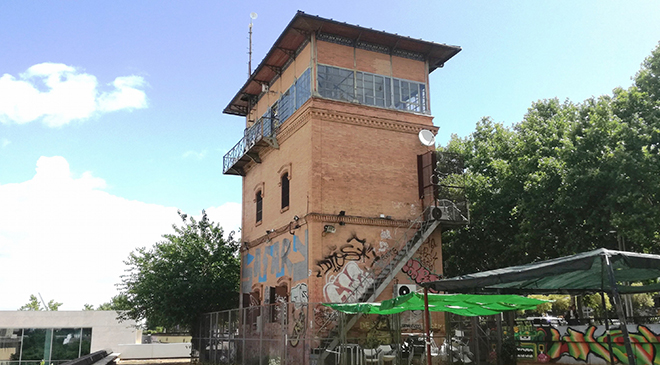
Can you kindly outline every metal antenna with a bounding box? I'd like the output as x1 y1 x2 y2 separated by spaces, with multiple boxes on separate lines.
248 12 258 77
38 292 49 311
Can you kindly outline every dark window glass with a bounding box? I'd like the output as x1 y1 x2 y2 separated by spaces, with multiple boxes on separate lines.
52 328 82 360
281 173 289 209
256 191 263 223
20 329 48 361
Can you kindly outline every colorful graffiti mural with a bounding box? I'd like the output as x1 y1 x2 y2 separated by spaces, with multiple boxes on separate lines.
401 258 441 291
323 261 374 302
323 261 374 303
241 230 308 292
516 324 660 364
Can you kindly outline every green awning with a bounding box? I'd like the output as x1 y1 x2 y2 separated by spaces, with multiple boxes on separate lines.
323 293 548 317
422 248 660 295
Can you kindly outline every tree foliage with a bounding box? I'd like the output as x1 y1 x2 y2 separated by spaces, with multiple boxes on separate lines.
19 294 62 311
97 294 131 311
118 211 240 332
442 43 660 276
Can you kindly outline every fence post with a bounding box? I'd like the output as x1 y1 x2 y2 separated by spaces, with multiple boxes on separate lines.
282 301 288 365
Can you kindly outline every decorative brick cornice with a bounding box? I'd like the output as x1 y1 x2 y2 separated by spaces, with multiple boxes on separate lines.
276 98 438 146
306 212 415 228
305 98 438 134
242 212 419 250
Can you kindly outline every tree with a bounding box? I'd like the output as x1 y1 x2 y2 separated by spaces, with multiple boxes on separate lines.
19 294 62 311
97 294 131 311
83 304 95 311
118 210 240 333
441 43 660 276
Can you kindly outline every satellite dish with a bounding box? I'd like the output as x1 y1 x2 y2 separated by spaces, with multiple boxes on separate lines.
250 12 258 20
418 129 435 146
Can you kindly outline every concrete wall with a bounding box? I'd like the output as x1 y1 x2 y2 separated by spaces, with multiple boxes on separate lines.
116 343 190 359
0 311 140 352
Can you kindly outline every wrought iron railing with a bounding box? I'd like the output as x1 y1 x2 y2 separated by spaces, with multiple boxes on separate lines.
223 116 278 174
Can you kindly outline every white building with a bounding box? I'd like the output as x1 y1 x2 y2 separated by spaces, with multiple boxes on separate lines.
0 311 140 365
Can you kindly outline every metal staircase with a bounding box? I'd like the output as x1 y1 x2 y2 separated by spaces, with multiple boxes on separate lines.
316 207 441 361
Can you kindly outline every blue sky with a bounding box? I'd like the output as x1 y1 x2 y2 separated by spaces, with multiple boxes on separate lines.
1 1 659 310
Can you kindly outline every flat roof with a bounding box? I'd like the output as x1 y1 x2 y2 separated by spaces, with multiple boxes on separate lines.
224 11 462 117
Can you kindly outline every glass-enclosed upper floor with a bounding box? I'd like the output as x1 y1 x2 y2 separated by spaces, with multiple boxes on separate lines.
222 12 461 175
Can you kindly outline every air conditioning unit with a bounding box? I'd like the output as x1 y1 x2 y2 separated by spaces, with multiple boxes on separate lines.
396 284 417 297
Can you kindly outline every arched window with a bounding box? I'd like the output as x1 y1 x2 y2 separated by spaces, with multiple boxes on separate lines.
256 190 263 223
281 172 290 210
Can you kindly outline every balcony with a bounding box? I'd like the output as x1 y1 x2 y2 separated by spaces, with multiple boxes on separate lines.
223 117 279 176
419 150 469 225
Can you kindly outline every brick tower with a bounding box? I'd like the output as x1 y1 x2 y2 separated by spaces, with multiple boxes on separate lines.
222 11 465 347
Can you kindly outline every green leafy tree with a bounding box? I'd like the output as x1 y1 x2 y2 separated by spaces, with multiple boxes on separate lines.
442 42 660 276
97 294 131 311
19 295 62 311
83 304 94 311
118 210 240 334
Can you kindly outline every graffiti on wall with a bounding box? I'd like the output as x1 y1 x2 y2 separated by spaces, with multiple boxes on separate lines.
516 324 660 365
289 307 306 347
290 283 308 308
241 230 308 292
416 237 438 269
323 261 374 302
401 258 441 291
314 234 378 278
378 230 392 253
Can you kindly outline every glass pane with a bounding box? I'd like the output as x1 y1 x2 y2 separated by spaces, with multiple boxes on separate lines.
375 76 385 107
20 329 48 361
80 329 91 356
0 329 22 362
295 68 311 109
420 84 427 112
401 81 410 103
51 329 81 361
317 65 354 101
364 74 374 105
278 87 294 124
385 77 392 107
355 72 364 103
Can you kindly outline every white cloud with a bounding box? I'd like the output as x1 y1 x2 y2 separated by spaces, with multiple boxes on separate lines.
0 63 147 127
0 156 241 310
202 202 242 239
182 149 207 159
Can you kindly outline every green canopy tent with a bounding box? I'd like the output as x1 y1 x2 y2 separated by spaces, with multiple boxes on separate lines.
422 248 660 365
323 292 548 316
324 293 548 365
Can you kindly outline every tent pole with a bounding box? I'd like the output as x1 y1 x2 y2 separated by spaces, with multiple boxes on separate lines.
496 314 503 365
603 254 636 365
600 292 615 365
424 287 432 365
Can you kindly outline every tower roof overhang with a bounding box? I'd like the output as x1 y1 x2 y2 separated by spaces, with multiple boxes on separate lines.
224 11 462 117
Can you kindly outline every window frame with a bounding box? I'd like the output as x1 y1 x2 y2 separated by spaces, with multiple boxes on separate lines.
255 190 263 224
280 172 290 210
317 64 428 114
